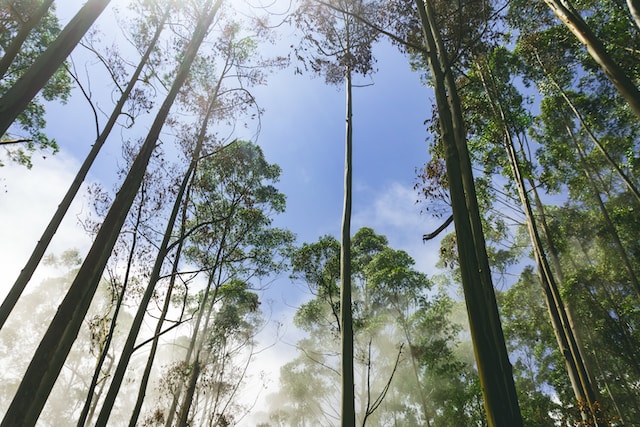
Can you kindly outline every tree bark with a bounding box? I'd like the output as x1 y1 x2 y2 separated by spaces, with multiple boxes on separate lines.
0 0 170 333
0 0 55 79
627 0 640 31
340 61 356 427
127 80 222 427
0 1 218 425
0 0 111 137
543 0 640 118
414 1 523 425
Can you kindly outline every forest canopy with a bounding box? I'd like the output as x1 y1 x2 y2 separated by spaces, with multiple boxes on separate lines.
1 0 640 426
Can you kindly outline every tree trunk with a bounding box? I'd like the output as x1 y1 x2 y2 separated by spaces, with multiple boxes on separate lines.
0 0 170 333
414 1 523 425
565 121 640 297
627 0 640 31
340 61 356 427
0 0 111 137
477 61 605 425
0 1 218 425
127 81 221 427
543 0 640 118
0 0 55 79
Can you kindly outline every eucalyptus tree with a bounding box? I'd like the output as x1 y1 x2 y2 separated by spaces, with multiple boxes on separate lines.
155 140 293 426
460 44 608 425
540 0 640 118
0 1 222 425
0 0 71 166
0 0 174 333
292 1 380 423
407 2 523 424
268 228 479 426
0 0 55 78
0 0 111 138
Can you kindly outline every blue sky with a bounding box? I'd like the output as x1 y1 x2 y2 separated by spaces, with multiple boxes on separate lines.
0 1 447 421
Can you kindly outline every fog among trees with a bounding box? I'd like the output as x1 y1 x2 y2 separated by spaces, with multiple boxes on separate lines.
2 0 640 426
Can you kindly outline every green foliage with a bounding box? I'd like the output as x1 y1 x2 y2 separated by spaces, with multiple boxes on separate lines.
0 0 72 167
267 227 484 425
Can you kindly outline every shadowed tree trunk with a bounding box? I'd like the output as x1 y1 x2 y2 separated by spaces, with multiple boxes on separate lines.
340 56 356 427
127 79 222 427
0 0 111 137
0 0 171 332
543 0 640 118
0 0 55 79
414 1 523 425
0 1 219 425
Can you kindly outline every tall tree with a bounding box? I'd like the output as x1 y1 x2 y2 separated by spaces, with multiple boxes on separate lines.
0 0 111 137
0 0 173 332
410 1 523 424
292 1 379 423
0 0 222 424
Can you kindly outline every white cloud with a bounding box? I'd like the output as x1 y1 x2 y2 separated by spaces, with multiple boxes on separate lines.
353 182 446 275
0 153 92 300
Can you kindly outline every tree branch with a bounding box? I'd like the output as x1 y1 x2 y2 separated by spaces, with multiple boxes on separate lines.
422 214 453 241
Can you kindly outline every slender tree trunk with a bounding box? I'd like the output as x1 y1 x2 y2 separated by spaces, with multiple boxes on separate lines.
565 121 640 297
533 51 640 204
76 184 146 427
414 2 523 425
627 0 640 30
0 2 218 425
127 83 221 427
0 0 111 137
340 60 356 427
0 0 55 79
477 62 605 425
0 2 170 331
177 358 201 427
543 0 640 118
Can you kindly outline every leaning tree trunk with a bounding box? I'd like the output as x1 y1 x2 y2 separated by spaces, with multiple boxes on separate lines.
0 0 111 137
0 0 171 332
477 61 605 425
627 0 640 31
543 0 640 118
0 1 218 425
415 1 523 425
565 120 640 298
0 0 55 79
127 83 222 427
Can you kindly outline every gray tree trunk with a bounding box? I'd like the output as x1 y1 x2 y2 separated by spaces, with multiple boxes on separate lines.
0 0 111 136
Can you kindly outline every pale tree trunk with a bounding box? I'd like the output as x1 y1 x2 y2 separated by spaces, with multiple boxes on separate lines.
0 1 217 424
0 0 55 79
167 215 234 427
0 1 171 331
477 62 605 425
0 0 111 136
415 1 523 425
543 0 640 118
627 0 640 31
